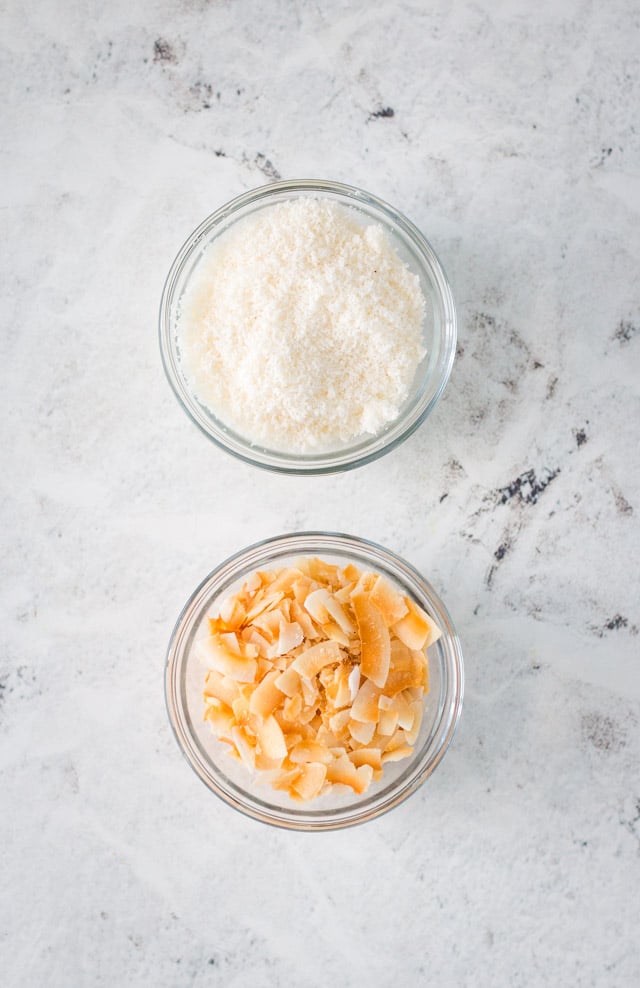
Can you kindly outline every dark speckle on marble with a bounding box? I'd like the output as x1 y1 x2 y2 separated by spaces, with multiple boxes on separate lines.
590 614 636 638
613 319 638 344
496 467 560 507
592 146 614 167
153 39 176 64
189 80 213 110
546 375 558 399
471 311 496 331
242 151 282 182
613 488 633 515
622 799 640 842
582 712 626 752
368 105 395 120
574 427 588 447
494 541 510 560
253 153 281 181
604 614 628 632
486 534 513 587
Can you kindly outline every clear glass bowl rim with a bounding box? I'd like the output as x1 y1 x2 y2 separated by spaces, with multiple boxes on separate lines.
159 179 457 475
164 532 464 831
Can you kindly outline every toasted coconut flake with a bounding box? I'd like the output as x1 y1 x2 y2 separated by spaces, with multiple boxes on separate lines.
326 755 373 794
381 745 414 764
348 747 382 770
196 636 257 683
219 631 240 655
244 572 262 594
351 678 381 723
334 584 354 604
252 609 282 642
348 719 376 745
267 567 305 594
298 705 318 725
316 726 340 748
203 701 235 738
218 595 246 631
404 701 424 745
326 754 362 792
291 640 342 679
300 676 319 708
392 598 441 651
289 741 333 765
411 650 430 690
348 664 361 702
291 576 314 605
270 767 302 791
328 709 351 735
290 600 321 640
306 557 341 587
256 657 274 681
322 593 356 636
355 764 374 791
303 587 332 624
245 591 285 623
274 667 301 698
392 691 416 730
245 628 272 657
275 618 304 656
384 728 409 752
378 708 399 736
349 570 376 597
291 762 327 800
369 575 409 626
351 593 390 689
384 640 424 694
341 563 361 583
332 667 353 710
231 725 256 771
248 669 284 718
322 620 350 646
231 695 250 723
257 715 287 761
283 730 304 749
255 751 286 771
204 669 239 708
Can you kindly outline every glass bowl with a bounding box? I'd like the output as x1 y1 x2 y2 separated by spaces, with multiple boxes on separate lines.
159 179 456 474
165 533 464 831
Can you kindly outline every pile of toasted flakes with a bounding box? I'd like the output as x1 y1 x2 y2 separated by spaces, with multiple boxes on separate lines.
199 556 442 801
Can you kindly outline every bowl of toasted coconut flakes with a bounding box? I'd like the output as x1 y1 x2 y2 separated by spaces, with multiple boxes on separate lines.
165 532 464 830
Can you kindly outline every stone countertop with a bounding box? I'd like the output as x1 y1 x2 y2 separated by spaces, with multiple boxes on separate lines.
1 1 639 985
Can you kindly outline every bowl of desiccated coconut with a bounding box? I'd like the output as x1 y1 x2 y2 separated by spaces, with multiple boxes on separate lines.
165 532 464 830
159 180 456 474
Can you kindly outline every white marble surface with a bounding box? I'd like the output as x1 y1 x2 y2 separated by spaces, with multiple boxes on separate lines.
2 1 639 985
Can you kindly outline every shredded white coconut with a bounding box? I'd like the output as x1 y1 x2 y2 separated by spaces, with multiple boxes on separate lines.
177 197 426 452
